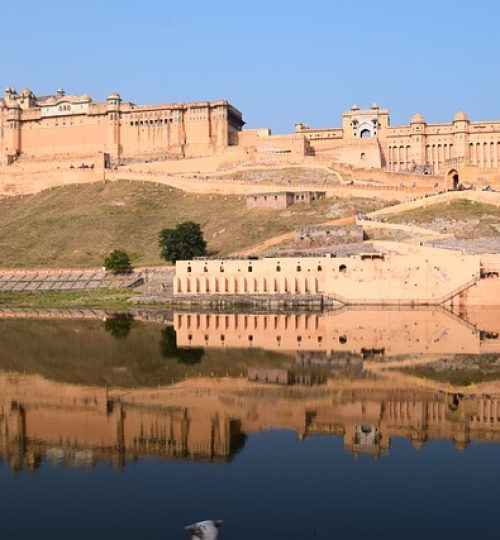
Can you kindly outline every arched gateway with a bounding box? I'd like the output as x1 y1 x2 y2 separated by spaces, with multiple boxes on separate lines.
447 169 460 190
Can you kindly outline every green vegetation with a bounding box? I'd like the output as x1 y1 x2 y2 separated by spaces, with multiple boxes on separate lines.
0 289 136 309
104 313 134 339
160 325 204 364
0 318 294 387
104 248 132 273
159 221 207 263
0 180 388 268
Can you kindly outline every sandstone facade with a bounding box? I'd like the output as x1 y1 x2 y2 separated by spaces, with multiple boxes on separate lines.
174 252 500 306
0 86 244 163
3 87 500 188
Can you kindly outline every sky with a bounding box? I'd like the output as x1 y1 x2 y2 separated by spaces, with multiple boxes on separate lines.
1 0 499 133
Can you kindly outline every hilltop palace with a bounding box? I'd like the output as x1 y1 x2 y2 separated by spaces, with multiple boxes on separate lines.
2 86 500 186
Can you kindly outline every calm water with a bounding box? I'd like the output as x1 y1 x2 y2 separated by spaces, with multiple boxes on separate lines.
0 307 499 539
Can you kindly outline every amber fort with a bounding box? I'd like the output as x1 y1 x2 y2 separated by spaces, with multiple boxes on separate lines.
2 86 500 187
1 86 500 308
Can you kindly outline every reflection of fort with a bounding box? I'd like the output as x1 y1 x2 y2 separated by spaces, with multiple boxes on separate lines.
174 307 500 357
2 371 500 472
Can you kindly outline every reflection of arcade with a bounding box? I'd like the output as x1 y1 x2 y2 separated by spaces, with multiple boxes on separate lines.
174 307 500 357
2 372 500 471
0 375 245 472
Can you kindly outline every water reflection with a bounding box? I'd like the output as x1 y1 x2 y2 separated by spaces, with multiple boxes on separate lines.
0 306 499 474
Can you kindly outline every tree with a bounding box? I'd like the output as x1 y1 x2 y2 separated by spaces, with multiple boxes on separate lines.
104 313 133 339
158 222 207 263
104 248 132 274
160 326 204 365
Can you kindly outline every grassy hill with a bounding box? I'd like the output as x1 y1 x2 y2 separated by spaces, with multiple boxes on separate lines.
0 179 386 268
385 199 500 238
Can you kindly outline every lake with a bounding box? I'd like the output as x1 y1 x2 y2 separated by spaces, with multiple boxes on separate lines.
0 306 499 539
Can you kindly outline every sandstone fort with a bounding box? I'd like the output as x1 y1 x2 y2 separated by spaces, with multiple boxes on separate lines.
2 86 500 188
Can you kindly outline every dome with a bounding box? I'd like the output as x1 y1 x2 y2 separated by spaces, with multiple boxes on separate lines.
454 110 469 122
4 85 14 94
351 104 359 111
410 112 426 124
21 88 32 97
107 92 120 100
371 102 380 110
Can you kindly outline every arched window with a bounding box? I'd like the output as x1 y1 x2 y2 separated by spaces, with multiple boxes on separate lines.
339 264 347 273
276 265 281 272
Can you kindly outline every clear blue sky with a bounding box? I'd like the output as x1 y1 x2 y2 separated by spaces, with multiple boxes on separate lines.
2 0 499 132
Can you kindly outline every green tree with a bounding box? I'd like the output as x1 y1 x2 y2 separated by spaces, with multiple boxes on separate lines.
158 222 207 263
104 313 133 339
160 326 204 365
104 248 132 274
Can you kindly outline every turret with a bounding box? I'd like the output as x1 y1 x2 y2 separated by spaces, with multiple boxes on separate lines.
452 111 469 160
106 92 121 158
410 113 427 164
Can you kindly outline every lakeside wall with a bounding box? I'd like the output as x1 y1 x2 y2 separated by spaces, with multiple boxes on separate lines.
174 252 500 306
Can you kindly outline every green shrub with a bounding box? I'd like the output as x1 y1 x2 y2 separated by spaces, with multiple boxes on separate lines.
104 248 132 274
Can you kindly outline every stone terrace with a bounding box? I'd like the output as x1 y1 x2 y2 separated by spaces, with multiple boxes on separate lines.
0 269 144 292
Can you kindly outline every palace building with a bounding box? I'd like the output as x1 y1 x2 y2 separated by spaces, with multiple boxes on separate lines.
2 86 500 187
295 103 500 182
0 86 244 162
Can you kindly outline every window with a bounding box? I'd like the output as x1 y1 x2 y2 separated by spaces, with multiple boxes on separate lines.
296 265 302 272
339 264 347 273
203 266 208 272
276 265 281 272
317 265 322 271
187 266 192 273
248 266 253 272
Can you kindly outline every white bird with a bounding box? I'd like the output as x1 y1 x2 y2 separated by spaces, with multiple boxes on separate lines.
183 519 224 540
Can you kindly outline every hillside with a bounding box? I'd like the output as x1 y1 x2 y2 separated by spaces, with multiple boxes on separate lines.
0 179 387 269
384 199 500 237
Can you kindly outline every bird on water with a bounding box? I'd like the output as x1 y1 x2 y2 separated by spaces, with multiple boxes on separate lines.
183 520 224 540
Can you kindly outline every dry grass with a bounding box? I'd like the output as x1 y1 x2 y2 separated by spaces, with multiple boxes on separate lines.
0 179 388 268
385 199 500 238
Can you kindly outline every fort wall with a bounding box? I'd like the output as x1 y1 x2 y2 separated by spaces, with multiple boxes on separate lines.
4 87 500 190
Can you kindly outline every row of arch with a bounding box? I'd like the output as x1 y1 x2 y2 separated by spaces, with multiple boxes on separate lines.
175 313 322 331
387 143 454 172
388 140 500 172
175 275 320 295
468 141 500 168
